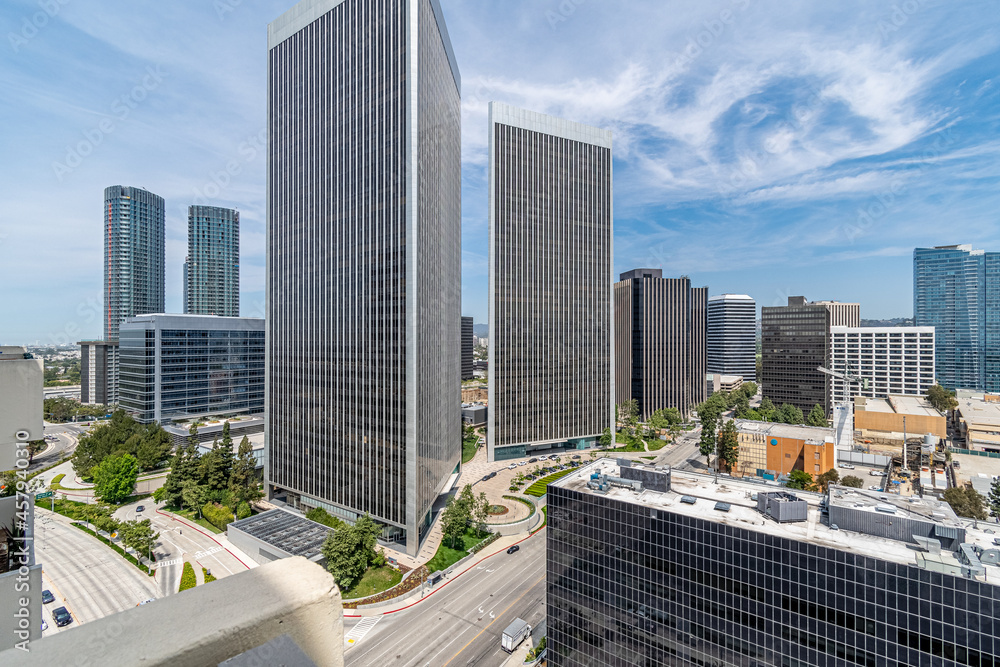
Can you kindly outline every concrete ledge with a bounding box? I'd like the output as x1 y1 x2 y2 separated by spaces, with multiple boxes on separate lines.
2 556 343 667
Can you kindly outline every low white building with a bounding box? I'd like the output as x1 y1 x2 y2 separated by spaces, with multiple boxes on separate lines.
828 327 935 407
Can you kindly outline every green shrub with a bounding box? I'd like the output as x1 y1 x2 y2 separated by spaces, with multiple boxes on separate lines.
179 562 197 591
202 502 235 531
236 501 252 520
202 567 216 583
305 506 347 530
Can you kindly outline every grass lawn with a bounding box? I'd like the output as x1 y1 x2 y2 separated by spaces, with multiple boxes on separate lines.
646 438 668 451
341 565 403 600
49 473 67 489
425 527 491 573
165 506 222 534
49 498 89 520
462 434 479 464
524 468 575 497
641 456 656 461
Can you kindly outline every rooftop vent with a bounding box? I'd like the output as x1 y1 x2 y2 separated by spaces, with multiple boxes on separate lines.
714 502 731 513
680 496 697 505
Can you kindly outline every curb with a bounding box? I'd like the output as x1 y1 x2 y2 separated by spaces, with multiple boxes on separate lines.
155 508 252 570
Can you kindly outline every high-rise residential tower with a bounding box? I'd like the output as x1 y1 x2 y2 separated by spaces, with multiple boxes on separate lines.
707 293 756 382
461 316 474 381
614 269 707 420
266 0 462 556
914 244 999 392
81 185 165 405
186 205 240 317
488 102 613 462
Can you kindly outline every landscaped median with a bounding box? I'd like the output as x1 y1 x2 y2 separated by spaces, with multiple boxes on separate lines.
524 468 576 497
71 522 155 576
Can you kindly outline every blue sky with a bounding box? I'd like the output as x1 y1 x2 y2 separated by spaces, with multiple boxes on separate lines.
1 0 998 343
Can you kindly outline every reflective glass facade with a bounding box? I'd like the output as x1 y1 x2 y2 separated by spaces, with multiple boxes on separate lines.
548 484 1000 667
267 0 461 555
187 205 240 317
119 314 264 424
707 294 757 382
914 245 999 392
488 102 613 462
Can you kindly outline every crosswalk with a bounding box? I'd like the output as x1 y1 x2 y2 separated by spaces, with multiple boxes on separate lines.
345 616 381 647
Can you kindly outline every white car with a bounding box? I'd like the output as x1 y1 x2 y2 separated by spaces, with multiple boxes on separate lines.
538 455 549 461
839 463 855 469
508 463 517 470
518 461 527 466
869 470 886 477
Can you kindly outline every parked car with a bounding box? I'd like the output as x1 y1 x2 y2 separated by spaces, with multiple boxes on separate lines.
40 620 47 632
135 505 145 513
839 463 855 469
868 486 883 491
528 458 538 463
508 464 517 470
953 460 961 469
518 461 526 466
52 607 73 627
506 545 520 555
571 455 581 460
137 599 155 606
41 590 54 604
488 472 497 479
481 475 490 482
538 455 549 461
869 470 886 477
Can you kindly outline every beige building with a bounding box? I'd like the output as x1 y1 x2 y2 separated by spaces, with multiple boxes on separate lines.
0 346 44 471
854 395 946 445
707 373 743 397
954 398 1000 453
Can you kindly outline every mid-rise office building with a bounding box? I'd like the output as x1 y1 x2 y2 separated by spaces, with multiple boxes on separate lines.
488 102 613 461
914 244 999 393
119 314 264 424
733 419 836 480
186 205 240 317
707 293 756 381
828 326 936 407
0 347 43 473
81 185 165 406
548 459 1000 666
761 297 860 416
78 340 118 406
266 0 462 556
614 269 706 420
461 316 474 381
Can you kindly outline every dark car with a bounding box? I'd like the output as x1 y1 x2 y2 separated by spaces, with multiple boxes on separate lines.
507 545 520 555
488 471 497 479
41 590 55 604
481 475 490 482
528 458 538 463
52 606 73 627
135 505 145 513
571 455 581 460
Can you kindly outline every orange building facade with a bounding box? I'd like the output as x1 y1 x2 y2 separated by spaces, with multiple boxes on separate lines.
733 421 836 480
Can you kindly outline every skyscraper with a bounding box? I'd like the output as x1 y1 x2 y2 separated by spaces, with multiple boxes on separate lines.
82 185 165 405
707 293 756 382
461 316 474 381
488 102 613 462
614 269 707 420
266 0 462 556
186 205 240 317
914 244 999 392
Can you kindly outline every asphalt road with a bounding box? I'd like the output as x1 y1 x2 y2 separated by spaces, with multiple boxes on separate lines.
345 530 547 667
34 509 158 634
27 422 83 472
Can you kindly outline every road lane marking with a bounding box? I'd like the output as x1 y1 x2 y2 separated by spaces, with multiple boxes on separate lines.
345 616 381 647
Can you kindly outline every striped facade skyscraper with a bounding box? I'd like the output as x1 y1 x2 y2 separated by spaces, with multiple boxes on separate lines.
488 102 613 462
266 0 462 556
186 205 240 317
707 293 756 382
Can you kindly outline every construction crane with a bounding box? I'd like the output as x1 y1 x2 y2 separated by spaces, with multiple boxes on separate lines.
817 364 868 456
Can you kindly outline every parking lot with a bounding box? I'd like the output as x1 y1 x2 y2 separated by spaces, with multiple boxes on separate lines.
835 462 894 492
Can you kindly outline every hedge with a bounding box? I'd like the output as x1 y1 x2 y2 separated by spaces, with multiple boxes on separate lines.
202 502 235 531
71 522 154 576
179 562 197 591
236 501 252 520
469 531 501 554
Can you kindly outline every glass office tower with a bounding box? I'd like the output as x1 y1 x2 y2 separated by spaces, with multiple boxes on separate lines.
707 293 757 382
461 316 474 380
488 102 614 462
267 0 462 556
187 205 240 317
914 245 998 392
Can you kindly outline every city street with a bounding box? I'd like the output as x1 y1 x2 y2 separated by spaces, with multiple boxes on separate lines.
345 529 546 667
34 509 158 634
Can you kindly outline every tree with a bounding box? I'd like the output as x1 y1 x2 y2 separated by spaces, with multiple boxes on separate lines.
218 422 236 483
181 479 207 517
841 475 864 488
815 469 840 492
440 496 468 549
618 400 639 433
90 504 120 535
716 419 739 472
759 397 777 421
474 491 490 536
160 429 203 508
92 453 138 505
229 435 262 505
72 410 172 477
741 381 758 398
321 528 367 592
734 394 751 419
943 486 988 520
26 440 45 464
786 469 815 491
598 428 613 449
121 518 159 562
989 477 1000 521
806 404 828 427
926 384 958 413
698 415 717 464
778 404 804 425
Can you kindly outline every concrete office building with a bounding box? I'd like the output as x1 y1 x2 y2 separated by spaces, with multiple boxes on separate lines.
267 0 462 556
828 326 936 407
762 297 860 416
0 346 43 651
614 269 706 420
461 316 474 380
707 293 756 382
488 102 613 461
548 459 1000 667
81 185 165 406
914 244 1000 393
119 314 264 424
954 396 1000 453
732 420 836 480
186 205 240 317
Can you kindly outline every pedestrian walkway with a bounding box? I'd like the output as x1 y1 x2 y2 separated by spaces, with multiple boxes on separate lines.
345 616 381 647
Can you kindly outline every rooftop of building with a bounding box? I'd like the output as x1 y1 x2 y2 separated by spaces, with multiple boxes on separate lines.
955 398 1000 426
733 419 834 443
163 416 265 435
122 313 264 329
857 395 943 418
830 325 934 334
708 293 754 302
228 509 332 561
0 346 31 360
555 460 1000 585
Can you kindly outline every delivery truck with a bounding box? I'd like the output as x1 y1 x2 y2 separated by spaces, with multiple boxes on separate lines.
501 618 531 653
